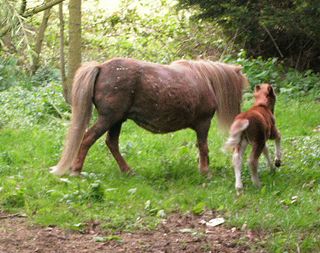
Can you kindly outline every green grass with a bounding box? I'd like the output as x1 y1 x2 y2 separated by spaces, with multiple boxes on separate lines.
0 95 319 252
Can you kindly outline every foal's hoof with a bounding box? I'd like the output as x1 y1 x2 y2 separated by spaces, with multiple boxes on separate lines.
275 159 281 167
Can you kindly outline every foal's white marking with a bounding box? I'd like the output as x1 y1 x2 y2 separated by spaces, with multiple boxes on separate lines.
49 166 68 176
232 140 248 194
263 145 274 171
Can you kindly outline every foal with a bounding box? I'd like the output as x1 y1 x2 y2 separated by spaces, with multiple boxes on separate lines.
225 84 282 194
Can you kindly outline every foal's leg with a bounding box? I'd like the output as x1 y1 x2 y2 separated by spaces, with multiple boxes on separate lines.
263 145 275 173
274 130 282 167
194 119 211 176
248 143 264 187
106 122 132 174
233 139 248 195
70 116 109 175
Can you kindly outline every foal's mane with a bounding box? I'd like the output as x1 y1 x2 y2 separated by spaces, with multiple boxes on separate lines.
171 59 248 129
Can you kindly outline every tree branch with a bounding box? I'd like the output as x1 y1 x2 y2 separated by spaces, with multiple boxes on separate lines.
23 0 65 17
19 0 27 15
261 23 284 58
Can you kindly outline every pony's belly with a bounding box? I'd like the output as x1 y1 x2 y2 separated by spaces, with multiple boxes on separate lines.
128 113 191 133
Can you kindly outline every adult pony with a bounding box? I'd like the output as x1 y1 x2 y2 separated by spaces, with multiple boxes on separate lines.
50 58 248 176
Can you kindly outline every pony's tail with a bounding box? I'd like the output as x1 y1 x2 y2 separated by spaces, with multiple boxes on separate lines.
224 119 249 151
212 64 248 130
50 62 100 176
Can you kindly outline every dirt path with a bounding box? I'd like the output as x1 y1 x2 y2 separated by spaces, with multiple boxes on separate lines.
0 211 266 253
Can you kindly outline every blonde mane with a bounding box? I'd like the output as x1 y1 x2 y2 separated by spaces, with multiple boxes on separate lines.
171 60 249 129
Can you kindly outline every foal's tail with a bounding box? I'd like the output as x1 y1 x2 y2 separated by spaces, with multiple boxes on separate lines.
211 63 248 130
224 119 249 151
50 62 100 176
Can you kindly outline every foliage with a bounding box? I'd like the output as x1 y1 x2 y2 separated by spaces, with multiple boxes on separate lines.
0 0 32 63
226 50 320 96
81 0 226 63
0 82 69 129
178 0 320 71
0 56 26 91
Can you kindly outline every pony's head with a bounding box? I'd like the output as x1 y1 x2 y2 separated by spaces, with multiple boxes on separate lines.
254 83 276 112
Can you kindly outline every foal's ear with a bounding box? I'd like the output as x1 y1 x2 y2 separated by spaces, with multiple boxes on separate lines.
268 85 276 97
255 85 261 91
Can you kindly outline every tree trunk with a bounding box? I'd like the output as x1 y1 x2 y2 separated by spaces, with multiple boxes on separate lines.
59 3 67 101
30 6 51 74
66 0 81 104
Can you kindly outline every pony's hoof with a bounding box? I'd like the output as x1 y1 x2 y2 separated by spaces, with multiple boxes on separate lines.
236 187 244 196
275 159 281 167
206 171 213 180
199 168 212 179
49 166 67 176
70 170 81 177
122 168 136 176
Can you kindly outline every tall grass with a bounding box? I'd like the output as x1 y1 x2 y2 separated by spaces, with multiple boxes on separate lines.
0 91 319 251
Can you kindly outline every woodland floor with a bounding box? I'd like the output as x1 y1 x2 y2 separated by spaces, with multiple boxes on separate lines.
0 211 266 253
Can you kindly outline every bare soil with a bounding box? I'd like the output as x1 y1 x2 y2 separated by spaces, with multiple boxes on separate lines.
0 211 266 253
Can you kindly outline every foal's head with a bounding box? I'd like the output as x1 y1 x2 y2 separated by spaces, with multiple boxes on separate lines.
254 83 276 112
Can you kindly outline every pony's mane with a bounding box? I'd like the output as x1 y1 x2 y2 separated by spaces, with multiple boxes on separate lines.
171 59 249 129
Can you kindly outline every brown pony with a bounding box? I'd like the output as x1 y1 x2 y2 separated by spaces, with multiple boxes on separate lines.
225 83 282 195
50 58 248 176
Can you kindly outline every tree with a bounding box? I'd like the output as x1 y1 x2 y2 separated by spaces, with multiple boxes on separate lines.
178 0 320 71
30 5 52 74
65 0 82 103
59 3 66 99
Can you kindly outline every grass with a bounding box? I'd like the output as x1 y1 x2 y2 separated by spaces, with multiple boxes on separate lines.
0 94 319 252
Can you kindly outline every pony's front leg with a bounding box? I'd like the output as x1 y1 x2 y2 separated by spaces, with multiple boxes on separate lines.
70 117 109 176
194 119 211 177
106 122 132 174
274 130 282 167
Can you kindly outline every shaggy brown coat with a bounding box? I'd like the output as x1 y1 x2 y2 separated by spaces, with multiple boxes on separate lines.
50 58 248 176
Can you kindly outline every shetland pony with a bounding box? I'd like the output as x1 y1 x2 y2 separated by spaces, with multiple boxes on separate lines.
50 58 248 176
225 84 282 194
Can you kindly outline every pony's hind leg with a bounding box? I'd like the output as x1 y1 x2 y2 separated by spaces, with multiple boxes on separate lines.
70 116 109 176
248 143 264 187
106 122 132 174
263 145 275 173
194 119 211 177
233 139 248 195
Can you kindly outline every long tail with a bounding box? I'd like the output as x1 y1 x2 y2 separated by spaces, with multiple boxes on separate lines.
224 119 249 151
211 63 248 130
50 62 100 176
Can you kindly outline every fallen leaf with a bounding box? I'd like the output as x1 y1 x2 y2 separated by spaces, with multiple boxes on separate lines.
206 217 225 228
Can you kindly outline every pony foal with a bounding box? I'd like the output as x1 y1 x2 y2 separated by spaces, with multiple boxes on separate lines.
225 84 282 194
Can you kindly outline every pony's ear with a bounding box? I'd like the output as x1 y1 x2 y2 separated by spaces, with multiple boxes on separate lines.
255 85 261 91
268 85 276 97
